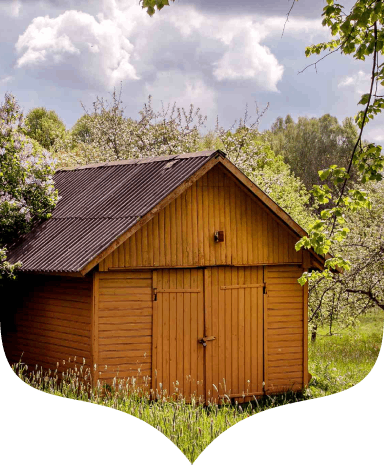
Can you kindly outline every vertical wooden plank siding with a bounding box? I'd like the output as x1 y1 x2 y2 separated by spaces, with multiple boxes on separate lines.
264 265 305 393
204 268 213 401
97 271 153 386
303 281 309 386
206 267 264 402
92 272 99 387
152 270 158 390
152 269 205 401
99 165 303 270
2 275 93 376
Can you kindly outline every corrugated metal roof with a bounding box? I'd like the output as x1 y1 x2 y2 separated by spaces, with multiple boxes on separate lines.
7 150 222 273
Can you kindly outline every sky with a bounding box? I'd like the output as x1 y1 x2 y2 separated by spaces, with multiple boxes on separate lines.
0 0 382 143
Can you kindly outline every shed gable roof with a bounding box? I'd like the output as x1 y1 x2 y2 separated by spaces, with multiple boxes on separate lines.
7 149 324 274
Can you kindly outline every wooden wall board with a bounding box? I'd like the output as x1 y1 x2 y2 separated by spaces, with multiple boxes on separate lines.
99 165 303 271
2 275 93 378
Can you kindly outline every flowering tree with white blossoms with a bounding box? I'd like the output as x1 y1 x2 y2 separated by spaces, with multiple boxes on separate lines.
56 88 207 167
0 93 58 280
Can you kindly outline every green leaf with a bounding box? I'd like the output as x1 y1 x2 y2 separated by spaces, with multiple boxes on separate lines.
358 94 370 105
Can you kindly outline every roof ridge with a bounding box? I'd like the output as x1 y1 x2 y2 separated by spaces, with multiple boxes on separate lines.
57 150 222 172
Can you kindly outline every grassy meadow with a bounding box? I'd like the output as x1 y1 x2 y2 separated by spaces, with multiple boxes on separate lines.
13 311 384 463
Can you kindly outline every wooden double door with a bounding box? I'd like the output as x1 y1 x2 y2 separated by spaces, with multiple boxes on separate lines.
152 266 264 402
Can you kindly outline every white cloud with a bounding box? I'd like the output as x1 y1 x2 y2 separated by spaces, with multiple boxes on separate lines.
13 0 332 105
162 10 285 89
365 123 384 143
0 0 21 17
212 21 284 89
0 76 14 85
338 71 371 94
15 10 139 88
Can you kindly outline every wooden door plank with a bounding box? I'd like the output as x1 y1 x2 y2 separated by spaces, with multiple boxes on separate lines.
238 268 245 394
204 267 212 403
152 270 158 392
183 269 191 400
176 269 184 396
92 271 99 387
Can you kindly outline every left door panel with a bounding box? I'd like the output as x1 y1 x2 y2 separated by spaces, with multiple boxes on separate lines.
152 269 205 401
97 271 153 387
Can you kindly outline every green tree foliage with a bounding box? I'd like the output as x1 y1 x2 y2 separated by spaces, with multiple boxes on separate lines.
0 94 58 280
267 114 359 196
24 107 67 150
71 114 93 144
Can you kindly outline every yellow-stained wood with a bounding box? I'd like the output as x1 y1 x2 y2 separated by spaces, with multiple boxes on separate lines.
99 165 303 271
2 275 93 375
303 280 309 386
264 265 305 393
152 269 205 401
207 266 264 403
96 271 153 386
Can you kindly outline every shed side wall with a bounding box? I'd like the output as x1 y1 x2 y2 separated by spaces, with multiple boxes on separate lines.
2 275 92 374
264 265 305 392
99 165 302 271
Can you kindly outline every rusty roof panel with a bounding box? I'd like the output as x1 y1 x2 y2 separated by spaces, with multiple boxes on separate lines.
7 150 221 273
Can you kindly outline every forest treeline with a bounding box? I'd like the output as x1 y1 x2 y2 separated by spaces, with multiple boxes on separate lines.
1 91 383 339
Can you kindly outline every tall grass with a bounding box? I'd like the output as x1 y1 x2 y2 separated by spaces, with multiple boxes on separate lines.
12 311 383 463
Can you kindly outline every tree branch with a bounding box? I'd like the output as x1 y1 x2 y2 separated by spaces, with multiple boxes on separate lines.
281 0 296 38
345 288 384 311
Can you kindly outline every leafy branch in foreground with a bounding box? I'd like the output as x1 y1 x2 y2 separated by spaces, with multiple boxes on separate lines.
140 0 175 16
296 0 384 283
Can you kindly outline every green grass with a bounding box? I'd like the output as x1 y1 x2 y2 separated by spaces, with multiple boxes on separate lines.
13 311 384 463
307 311 384 397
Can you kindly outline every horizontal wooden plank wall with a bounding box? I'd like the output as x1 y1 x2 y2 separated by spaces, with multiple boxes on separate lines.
205 267 264 403
2 275 93 377
97 271 152 388
152 269 205 401
100 165 303 270
264 265 305 393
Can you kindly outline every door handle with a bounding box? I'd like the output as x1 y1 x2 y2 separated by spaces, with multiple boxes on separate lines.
198 336 216 347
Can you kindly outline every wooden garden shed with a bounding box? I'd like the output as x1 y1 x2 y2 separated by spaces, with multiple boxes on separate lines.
2 149 324 402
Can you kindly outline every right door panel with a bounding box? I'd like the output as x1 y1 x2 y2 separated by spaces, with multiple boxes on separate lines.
206 266 264 403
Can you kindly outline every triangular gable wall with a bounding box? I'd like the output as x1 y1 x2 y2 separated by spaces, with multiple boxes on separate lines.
99 164 303 271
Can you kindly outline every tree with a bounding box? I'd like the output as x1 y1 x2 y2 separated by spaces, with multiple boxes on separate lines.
0 93 58 281
71 114 94 145
56 89 207 167
267 114 360 198
24 107 67 151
